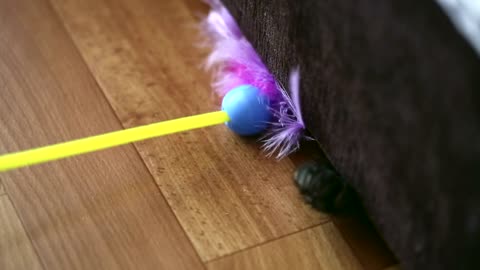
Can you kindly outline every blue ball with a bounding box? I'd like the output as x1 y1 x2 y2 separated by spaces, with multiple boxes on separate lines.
221 85 272 136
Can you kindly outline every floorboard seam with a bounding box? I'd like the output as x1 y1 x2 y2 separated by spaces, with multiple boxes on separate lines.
205 219 332 264
4 194 47 270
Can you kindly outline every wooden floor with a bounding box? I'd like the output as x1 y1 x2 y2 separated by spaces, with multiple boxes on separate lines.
0 0 398 269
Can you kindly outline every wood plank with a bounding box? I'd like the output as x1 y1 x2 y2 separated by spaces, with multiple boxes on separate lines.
49 0 327 261
207 222 363 270
0 0 203 269
0 196 43 270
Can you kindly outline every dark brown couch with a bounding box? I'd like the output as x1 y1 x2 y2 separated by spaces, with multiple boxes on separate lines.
220 1 480 269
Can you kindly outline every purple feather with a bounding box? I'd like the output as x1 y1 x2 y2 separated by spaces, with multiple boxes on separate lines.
261 69 312 159
202 1 279 102
202 1 308 158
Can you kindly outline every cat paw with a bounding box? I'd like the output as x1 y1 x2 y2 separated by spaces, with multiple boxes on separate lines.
294 161 357 213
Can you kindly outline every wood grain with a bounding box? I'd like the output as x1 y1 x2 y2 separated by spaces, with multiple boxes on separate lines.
207 222 363 270
0 0 203 269
0 179 4 195
49 0 327 261
0 196 43 270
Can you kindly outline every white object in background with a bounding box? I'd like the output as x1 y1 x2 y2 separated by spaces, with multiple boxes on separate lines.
436 0 480 56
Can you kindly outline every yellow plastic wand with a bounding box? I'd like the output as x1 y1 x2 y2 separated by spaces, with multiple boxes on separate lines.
0 111 229 172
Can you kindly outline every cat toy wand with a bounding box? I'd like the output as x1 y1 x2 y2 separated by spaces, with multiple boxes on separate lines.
0 85 271 172
1 1 308 172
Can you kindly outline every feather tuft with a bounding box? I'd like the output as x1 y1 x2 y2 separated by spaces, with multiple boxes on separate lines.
261 68 311 159
201 2 279 102
202 2 309 159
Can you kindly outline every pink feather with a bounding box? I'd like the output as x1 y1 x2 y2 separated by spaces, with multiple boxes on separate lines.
202 1 309 158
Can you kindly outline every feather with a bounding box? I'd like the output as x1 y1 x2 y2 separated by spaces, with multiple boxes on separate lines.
261 68 312 159
202 2 308 158
201 2 279 102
